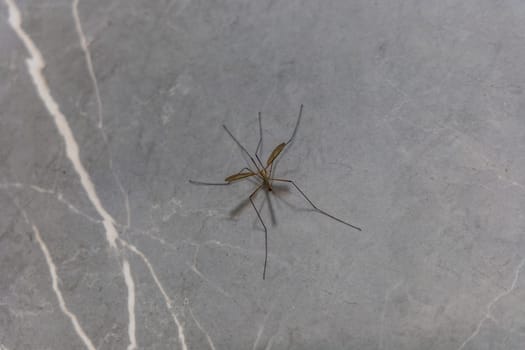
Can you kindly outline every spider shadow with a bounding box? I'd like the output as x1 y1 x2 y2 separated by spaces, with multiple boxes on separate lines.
228 183 294 228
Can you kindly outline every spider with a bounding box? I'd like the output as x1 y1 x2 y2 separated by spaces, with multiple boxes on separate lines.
189 105 361 279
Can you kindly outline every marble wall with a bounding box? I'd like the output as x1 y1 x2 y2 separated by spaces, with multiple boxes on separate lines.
1 0 525 349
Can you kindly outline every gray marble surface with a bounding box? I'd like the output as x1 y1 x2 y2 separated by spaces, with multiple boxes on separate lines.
2 0 525 349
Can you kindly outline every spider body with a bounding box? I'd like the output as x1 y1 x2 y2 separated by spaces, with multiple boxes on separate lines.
190 105 361 279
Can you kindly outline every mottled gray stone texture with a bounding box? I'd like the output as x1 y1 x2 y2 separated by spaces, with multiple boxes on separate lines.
1 0 525 349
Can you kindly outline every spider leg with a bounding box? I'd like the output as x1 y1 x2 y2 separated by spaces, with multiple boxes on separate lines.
255 112 263 158
248 184 268 279
268 105 303 178
223 125 262 172
271 178 362 231
254 112 266 169
189 167 254 186
188 180 231 186
285 104 303 145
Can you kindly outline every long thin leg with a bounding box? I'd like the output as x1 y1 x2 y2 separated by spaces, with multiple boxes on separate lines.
285 104 303 145
248 184 268 279
189 180 231 186
255 154 265 170
255 112 263 158
223 125 262 172
271 178 362 231
268 105 303 178
254 113 265 169
189 167 253 186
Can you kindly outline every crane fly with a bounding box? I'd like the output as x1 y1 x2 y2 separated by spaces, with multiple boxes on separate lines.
189 105 361 279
